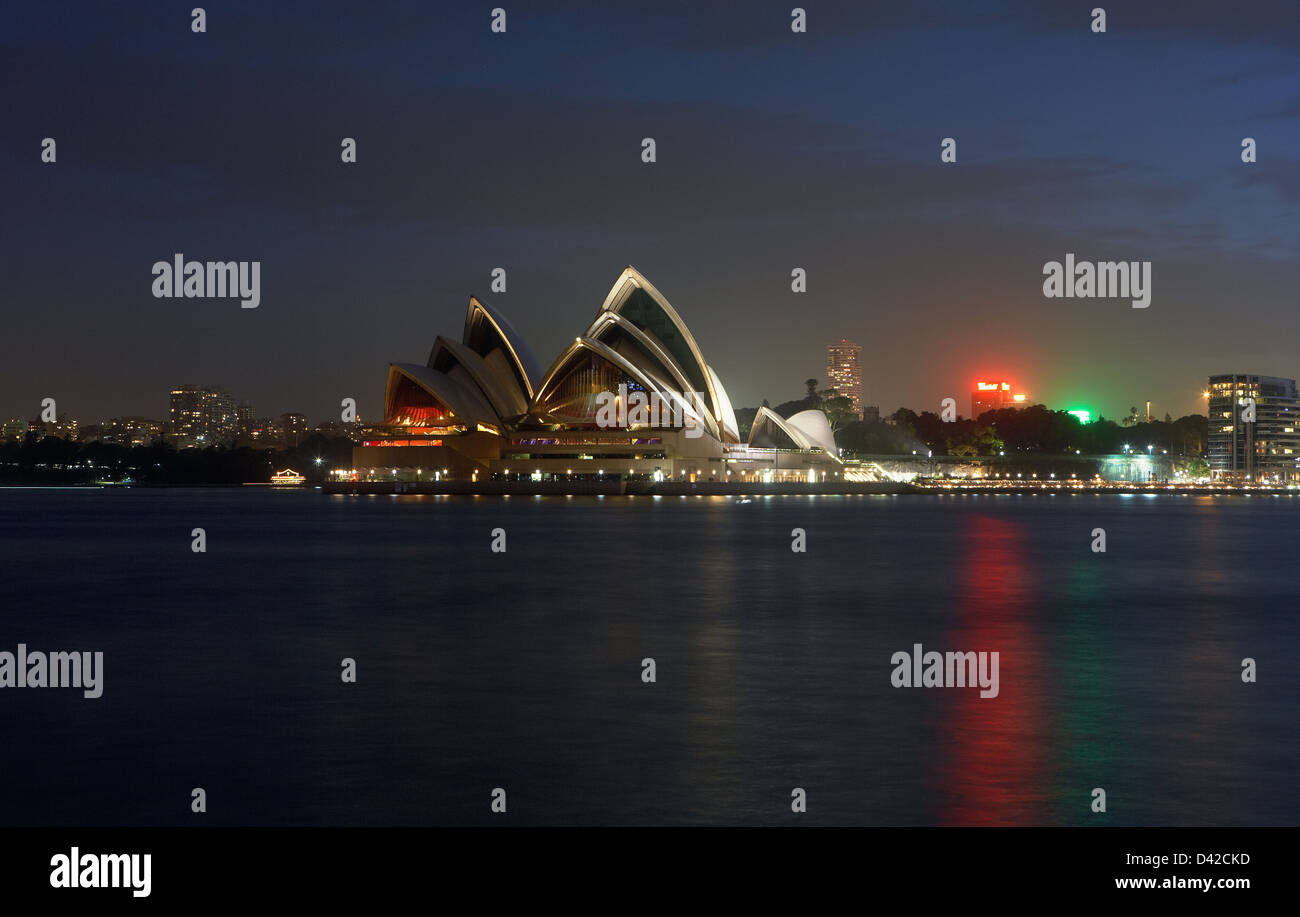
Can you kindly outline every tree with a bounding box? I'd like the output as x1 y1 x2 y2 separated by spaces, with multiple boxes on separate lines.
805 379 819 401
818 388 857 433
973 425 1004 455
890 407 918 428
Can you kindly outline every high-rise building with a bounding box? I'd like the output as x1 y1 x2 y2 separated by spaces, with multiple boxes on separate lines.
971 381 1028 419
256 418 282 446
280 412 309 448
169 385 239 446
1207 374 1300 481
237 401 254 436
826 339 863 418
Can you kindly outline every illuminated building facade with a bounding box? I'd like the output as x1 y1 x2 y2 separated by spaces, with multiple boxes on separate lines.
826 339 864 418
101 417 163 446
29 417 79 441
237 401 254 436
246 418 283 446
1207 373 1300 481
280 412 309 448
2 417 30 443
971 381 1027 419
169 385 238 446
353 267 842 482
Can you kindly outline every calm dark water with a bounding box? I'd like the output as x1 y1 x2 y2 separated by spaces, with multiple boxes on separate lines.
1 488 1296 826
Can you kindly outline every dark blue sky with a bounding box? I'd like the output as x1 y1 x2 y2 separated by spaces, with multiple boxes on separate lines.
5 1 1300 424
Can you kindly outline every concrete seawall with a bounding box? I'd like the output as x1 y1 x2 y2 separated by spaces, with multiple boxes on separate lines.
321 481 1293 497
323 480 915 496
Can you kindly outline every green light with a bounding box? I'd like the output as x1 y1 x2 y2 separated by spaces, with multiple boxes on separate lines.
1067 409 1091 424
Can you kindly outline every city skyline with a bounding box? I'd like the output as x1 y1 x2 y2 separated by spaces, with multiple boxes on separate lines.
0 367 1225 435
1 380 333 448
6 2 1300 425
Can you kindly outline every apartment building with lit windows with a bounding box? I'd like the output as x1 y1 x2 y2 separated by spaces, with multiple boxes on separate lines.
1206 373 1300 481
826 339 863 418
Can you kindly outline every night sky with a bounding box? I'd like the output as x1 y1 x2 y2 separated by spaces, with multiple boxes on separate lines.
5 1 1300 426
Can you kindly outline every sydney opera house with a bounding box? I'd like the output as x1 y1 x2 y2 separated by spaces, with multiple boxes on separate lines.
350 267 842 483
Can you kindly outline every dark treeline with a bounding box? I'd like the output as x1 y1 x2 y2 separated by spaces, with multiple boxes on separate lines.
837 405 1206 458
5 405 1210 486
0 434 354 485
743 381 1207 460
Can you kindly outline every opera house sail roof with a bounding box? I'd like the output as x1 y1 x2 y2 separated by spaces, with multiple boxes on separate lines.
376 266 839 467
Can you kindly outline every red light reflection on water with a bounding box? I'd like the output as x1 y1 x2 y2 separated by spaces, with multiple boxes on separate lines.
933 514 1049 825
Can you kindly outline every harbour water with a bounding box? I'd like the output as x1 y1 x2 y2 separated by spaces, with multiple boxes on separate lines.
1 489 1295 825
